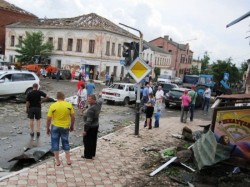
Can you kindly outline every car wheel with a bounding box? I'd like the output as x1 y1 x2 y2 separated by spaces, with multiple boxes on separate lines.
123 97 130 106
25 88 33 96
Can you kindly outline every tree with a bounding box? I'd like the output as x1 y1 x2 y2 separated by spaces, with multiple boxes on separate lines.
15 31 53 64
190 65 199 75
154 67 160 80
239 61 248 79
211 58 240 85
200 51 210 74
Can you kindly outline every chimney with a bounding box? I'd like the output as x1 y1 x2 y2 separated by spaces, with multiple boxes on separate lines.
164 35 169 41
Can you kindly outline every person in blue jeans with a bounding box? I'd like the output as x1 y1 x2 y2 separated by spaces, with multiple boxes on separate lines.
202 85 211 113
154 109 161 128
188 86 198 121
86 79 95 95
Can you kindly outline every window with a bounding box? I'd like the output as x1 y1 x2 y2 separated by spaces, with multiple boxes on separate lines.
18 36 23 46
10 35 15 47
111 42 115 56
118 44 121 57
89 40 95 53
76 39 82 52
105 41 110 56
57 38 63 50
67 38 73 51
48 37 53 44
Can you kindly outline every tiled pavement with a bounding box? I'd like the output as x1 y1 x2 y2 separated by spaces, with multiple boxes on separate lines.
0 116 210 187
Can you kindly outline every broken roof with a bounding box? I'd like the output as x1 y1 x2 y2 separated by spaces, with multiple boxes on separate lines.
6 13 138 39
0 0 37 17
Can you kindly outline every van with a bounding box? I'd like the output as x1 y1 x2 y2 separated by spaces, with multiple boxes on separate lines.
157 74 171 83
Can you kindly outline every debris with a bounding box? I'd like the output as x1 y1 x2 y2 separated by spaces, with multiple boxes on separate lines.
180 163 196 172
232 167 241 174
192 130 232 170
150 157 177 177
160 147 176 158
171 134 184 139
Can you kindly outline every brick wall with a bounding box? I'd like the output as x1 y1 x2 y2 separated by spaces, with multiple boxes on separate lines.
0 9 37 54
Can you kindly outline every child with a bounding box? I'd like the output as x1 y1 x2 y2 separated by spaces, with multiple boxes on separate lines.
154 109 161 128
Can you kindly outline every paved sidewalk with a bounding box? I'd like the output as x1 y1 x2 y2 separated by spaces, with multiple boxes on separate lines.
0 117 210 187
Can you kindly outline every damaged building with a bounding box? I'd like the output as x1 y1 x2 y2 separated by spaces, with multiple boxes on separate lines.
4 12 139 79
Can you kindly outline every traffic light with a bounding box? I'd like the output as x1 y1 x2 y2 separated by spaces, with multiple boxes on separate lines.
122 42 140 67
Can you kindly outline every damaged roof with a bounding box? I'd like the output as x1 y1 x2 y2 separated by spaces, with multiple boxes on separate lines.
6 13 138 39
0 0 37 17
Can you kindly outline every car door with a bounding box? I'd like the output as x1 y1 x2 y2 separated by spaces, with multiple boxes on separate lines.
0 74 13 96
11 73 25 94
128 85 136 101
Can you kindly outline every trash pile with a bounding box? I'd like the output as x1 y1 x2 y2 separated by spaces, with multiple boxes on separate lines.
145 125 250 186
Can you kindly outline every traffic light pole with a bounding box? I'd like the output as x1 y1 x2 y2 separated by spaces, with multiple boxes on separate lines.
119 23 143 135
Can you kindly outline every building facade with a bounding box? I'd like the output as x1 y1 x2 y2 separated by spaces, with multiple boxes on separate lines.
142 42 173 78
149 35 193 77
0 0 37 55
5 13 138 80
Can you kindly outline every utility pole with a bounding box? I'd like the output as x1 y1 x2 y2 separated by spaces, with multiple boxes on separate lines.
119 23 143 135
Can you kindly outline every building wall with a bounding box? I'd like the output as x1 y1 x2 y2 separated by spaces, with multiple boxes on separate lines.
5 27 134 80
0 9 37 55
149 35 193 77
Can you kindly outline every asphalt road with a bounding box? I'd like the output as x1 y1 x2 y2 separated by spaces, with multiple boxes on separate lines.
0 78 212 172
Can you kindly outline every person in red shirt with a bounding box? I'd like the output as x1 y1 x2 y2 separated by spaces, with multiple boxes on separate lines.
77 77 85 90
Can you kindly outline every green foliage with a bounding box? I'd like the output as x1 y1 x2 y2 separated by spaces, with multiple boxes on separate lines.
154 67 160 79
211 58 240 84
190 65 199 75
200 51 210 74
15 31 53 64
239 61 248 78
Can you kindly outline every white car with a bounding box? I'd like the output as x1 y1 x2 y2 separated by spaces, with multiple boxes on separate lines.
0 70 40 97
101 83 136 105
157 74 171 84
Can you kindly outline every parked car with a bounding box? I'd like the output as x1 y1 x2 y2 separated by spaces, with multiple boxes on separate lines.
0 70 40 97
165 87 202 108
154 83 179 95
101 83 136 105
157 74 171 84
51 69 71 80
172 77 183 85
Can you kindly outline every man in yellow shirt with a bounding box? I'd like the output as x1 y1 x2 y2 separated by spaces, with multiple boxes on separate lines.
46 92 75 166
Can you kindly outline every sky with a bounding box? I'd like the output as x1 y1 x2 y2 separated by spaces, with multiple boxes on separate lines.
6 0 250 67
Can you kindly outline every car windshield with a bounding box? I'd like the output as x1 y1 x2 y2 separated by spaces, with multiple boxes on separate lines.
183 75 199 84
170 90 184 97
110 84 125 90
158 75 171 79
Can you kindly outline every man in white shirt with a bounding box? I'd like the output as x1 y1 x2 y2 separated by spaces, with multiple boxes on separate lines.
155 85 164 111
202 85 211 113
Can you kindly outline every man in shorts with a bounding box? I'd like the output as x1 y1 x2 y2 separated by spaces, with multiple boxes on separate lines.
46 92 75 166
26 83 48 137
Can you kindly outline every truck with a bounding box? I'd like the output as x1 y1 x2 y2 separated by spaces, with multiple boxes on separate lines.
182 73 232 106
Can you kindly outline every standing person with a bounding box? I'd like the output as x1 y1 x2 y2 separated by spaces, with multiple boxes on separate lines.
142 83 150 106
180 90 191 123
82 94 102 159
155 85 164 112
110 73 114 85
202 85 211 113
77 77 85 91
95 71 99 80
120 73 123 81
89 69 93 79
86 79 95 95
77 84 87 115
105 72 110 86
26 83 48 137
188 85 198 121
71 69 76 80
46 92 75 166
56 69 60 81
154 109 161 128
144 93 155 129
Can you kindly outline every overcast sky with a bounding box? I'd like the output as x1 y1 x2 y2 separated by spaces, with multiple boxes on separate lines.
6 0 250 67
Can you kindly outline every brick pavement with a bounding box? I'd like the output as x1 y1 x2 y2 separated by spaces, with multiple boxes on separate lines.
0 116 210 187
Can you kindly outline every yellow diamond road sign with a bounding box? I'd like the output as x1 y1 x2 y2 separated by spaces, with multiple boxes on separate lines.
128 57 151 83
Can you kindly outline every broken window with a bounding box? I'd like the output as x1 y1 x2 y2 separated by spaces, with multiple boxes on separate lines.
58 38 63 51
89 40 95 53
106 41 110 56
111 42 115 56
67 38 73 51
76 39 82 52
118 44 121 57
10 35 15 47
